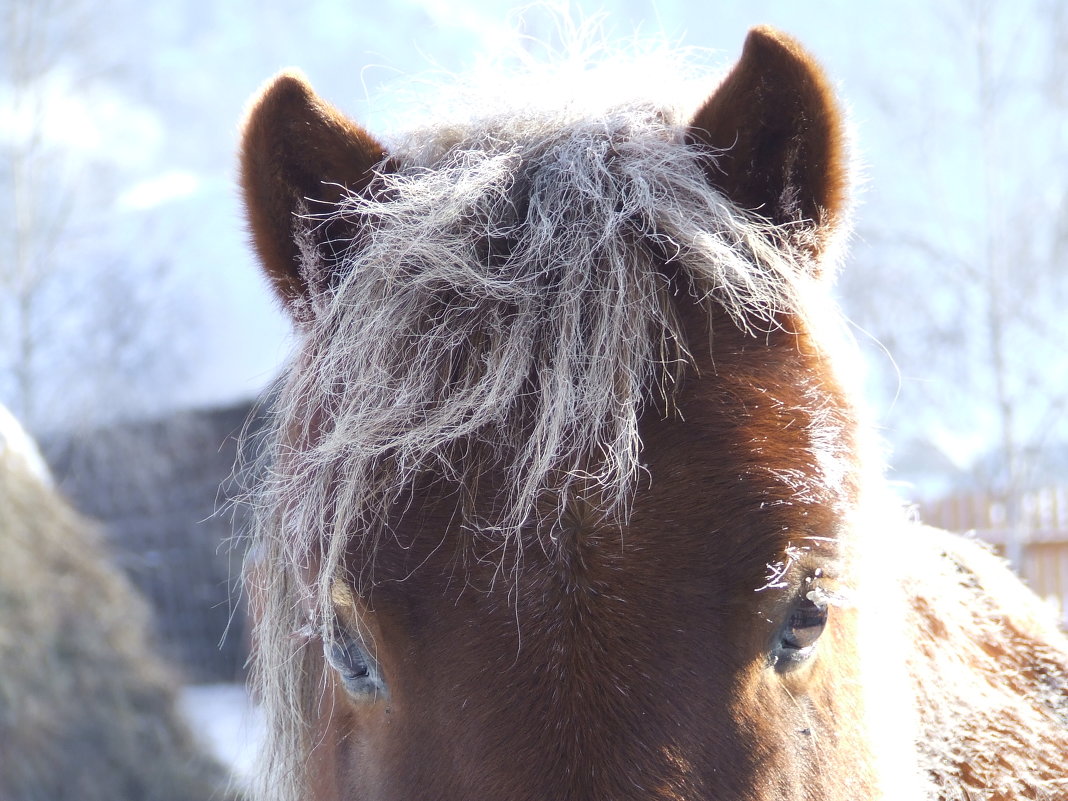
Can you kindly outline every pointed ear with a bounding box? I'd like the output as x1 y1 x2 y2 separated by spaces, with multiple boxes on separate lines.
688 27 847 255
240 71 387 321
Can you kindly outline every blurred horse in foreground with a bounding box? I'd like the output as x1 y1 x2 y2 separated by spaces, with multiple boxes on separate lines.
240 26 1068 801
0 405 237 801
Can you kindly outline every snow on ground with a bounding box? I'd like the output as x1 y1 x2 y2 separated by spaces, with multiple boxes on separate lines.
179 684 265 788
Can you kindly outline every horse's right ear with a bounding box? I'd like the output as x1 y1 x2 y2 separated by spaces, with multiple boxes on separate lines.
687 27 847 257
240 71 387 322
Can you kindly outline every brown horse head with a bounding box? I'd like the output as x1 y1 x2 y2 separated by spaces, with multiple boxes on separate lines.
240 27 1055 801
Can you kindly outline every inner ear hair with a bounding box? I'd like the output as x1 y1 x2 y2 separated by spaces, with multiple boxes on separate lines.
686 26 847 254
240 71 387 321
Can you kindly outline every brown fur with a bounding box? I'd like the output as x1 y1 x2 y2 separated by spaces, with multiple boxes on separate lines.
302 316 872 801
688 27 848 256
240 26 1068 801
240 71 386 320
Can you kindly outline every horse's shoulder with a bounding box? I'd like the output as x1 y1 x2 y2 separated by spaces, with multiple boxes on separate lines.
898 525 1068 798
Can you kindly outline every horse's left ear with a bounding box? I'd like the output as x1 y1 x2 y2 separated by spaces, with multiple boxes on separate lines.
240 71 387 323
688 27 847 256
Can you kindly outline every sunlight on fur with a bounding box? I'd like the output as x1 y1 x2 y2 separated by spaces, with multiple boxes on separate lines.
246 48 827 801
239 20 1068 801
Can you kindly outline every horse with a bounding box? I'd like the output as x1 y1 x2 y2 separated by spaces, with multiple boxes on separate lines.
238 26 1068 801
0 405 239 801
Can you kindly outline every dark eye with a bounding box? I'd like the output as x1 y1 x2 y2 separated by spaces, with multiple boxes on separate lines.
772 596 828 672
782 597 827 650
324 630 388 700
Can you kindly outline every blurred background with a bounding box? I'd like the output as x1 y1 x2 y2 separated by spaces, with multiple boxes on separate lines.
2 0 1066 780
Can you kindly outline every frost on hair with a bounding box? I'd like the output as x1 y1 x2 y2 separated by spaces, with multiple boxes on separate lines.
244 89 823 801
260 101 818 582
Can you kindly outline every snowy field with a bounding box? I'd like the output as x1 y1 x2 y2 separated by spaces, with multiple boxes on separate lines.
179 684 265 788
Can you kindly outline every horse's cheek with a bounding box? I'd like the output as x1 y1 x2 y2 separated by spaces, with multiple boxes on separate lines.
792 609 884 800
308 678 392 801
727 608 880 801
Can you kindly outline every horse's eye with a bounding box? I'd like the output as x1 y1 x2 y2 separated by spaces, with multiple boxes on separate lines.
324 631 388 700
772 596 828 672
782 597 827 650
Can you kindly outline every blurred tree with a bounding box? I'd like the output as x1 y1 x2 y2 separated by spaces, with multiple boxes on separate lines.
840 0 1068 552
1 0 188 433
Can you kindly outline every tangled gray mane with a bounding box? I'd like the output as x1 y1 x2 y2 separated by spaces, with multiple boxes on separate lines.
247 87 825 801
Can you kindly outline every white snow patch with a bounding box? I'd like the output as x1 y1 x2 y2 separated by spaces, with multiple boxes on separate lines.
0 403 53 484
178 683 264 788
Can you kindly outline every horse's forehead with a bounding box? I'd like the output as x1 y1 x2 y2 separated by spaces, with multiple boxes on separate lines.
300 258 856 602
347 360 850 607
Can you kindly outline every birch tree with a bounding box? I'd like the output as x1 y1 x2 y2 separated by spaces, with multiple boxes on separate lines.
1 0 187 432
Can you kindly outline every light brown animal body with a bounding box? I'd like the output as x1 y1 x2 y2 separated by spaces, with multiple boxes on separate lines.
0 409 238 801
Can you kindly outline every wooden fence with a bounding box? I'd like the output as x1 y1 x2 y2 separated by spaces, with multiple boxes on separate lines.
920 486 1068 626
